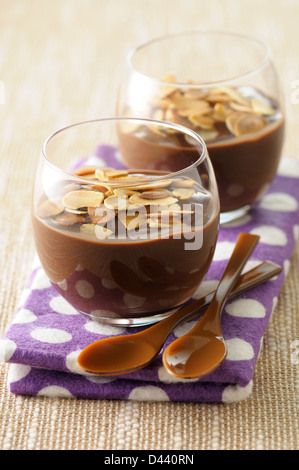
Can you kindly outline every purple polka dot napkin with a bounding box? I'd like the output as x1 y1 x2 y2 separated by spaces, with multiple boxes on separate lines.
1 151 299 403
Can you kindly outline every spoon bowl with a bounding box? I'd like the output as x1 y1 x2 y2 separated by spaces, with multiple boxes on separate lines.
77 258 281 376
164 333 226 379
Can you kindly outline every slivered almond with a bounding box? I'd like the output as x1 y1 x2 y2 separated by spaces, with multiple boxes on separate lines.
251 98 276 116
139 189 172 200
54 212 86 226
172 187 195 199
88 205 116 225
74 167 97 177
37 199 64 218
188 114 215 129
215 86 250 106
95 168 129 181
81 223 113 239
121 179 173 191
118 210 147 230
226 111 268 136
229 102 254 113
95 225 113 239
130 192 178 206
113 188 139 197
104 195 141 211
212 103 233 122
171 178 195 188
80 224 96 235
62 190 104 209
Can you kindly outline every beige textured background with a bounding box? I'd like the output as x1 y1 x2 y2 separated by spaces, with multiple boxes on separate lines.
0 0 298 450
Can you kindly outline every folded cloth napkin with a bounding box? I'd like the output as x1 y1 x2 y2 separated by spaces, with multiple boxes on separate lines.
1 151 299 403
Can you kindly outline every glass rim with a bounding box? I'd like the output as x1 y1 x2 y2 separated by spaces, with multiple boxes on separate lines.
127 29 273 87
42 117 208 185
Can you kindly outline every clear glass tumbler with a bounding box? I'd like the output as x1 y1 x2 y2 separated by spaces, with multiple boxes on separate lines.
32 118 220 326
117 31 285 223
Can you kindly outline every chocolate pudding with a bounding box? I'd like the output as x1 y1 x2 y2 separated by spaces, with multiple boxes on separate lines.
32 167 219 323
122 83 285 214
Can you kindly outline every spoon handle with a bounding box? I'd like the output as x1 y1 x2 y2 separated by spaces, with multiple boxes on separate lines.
191 233 260 334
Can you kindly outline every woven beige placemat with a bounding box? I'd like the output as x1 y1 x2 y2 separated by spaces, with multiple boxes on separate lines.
0 0 298 450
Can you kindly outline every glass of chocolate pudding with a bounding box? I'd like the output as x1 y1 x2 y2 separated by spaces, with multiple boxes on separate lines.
117 31 285 223
32 118 220 326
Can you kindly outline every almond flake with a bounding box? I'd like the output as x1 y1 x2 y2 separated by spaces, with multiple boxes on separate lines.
229 102 254 113
104 195 140 211
130 193 178 206
113 188 139 197
80 224 96 235
95 168 129 181
226 111 268 136
121 179 173 191
117 210 147 230
139 189 172 200
88 205 116 225
188 114 215 129
74 167 97 177
37 199 64 218
62 190 104 210
171 178 195 188
172 187 195 199
206 92 232 104
94 225 114 239
54 212 86 226
251 98 276 116
212 103 233 122
215 86 250 106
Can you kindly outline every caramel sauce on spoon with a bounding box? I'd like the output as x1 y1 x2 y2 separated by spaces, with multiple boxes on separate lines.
77 257 280 376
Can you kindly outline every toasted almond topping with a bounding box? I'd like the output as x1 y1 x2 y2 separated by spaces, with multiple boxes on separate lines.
229 102 254 113
172 187 195 199
65 208 88 215
226 111 268 136
184 89 208 100
80 223 96 235
251 98 276 116
81 223 113 239
212 103 233 122
37 199 64 218
225 111 244 134
88 205 116 225
54 212 86 226
188 113 215 129
62 190 104 209
205 92 232 104
95 168 129 181
130 193 178 206
121 179 173 191
94 225 113 239
113 188 139 197
103 195 140 211
171 178 195 188
138 189 172 200
118 210 147 230
185 129 219 144
74 167 98 177
152 109 165 121
157 75 178 99
215 86 250 106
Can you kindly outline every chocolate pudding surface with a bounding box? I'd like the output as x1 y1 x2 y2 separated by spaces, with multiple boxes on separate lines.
33 167 219 321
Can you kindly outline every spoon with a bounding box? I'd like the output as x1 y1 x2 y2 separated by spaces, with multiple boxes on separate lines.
77 259 281 376
162 232 260 379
